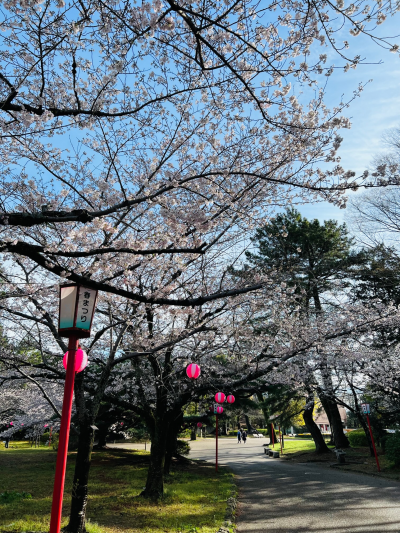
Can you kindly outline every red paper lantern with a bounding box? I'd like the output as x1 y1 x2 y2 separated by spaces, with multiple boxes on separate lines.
63 348 88 373
215 392 226 404
197 422 203 428
227 395 235 404
186 363 201 379
216 406 224 414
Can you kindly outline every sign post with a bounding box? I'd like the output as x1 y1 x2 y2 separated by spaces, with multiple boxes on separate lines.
49 284 98 533
361 404 380 473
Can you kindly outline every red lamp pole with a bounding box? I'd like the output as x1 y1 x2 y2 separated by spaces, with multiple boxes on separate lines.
49 335 78 533
366 413 381 473
214 393 232 473
216 414 219 473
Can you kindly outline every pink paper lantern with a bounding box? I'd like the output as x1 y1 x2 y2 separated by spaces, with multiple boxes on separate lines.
197 422 203 428
10 421 13 426
227 395 235 404
44 424 48 428
216 406 224 414
186 363 201 379
215 392 226 404
63 348 88 373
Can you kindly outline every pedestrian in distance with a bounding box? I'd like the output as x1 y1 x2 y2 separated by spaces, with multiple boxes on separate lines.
4 436 9 448
242 430 247 444
237 429 242 443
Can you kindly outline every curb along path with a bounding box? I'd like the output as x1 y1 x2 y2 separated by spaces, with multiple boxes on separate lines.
188 438 400 533
217 496 237 533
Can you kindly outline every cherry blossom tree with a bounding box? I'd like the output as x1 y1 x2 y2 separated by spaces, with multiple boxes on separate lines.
0 0 398 311
0 0 400 530
2 255 400 532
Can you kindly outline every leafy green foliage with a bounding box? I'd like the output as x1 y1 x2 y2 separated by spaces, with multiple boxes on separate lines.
348 429 368 447
385 431 400 466
51 432 59 450
351 245 400 308
258 386 305 428
0 490 32 503
245 208 359 311
126 426 150 443
176 439 190 456
251 428 267 436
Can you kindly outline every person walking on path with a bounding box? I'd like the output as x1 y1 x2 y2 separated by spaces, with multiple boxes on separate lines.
242 430 247 444
4 436 9 448
237 429 242 443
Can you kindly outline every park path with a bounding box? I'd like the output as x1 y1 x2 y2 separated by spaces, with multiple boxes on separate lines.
187 437 400 533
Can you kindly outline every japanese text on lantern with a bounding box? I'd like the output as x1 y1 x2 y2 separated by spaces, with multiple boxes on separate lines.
75 287 96 330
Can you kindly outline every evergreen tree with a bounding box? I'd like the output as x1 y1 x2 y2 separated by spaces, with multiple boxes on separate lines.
246 209 362 449
246 208 359 313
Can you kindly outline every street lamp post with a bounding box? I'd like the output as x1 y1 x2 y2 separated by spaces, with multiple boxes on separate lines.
361 403 380 472
49 284 98 533
214 393 235 472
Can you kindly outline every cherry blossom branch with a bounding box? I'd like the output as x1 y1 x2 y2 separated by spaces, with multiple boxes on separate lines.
15 367 62 419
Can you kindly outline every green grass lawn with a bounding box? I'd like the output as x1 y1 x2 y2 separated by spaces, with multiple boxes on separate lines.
278 439 326 454
0 443 235 533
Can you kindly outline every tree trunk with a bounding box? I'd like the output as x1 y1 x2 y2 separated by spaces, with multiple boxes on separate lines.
256 391 278 442
164 429 174 476
93 423 108 449
164 410 183 475
303 396 330 454
312 284 349 450
319 367 350 449
355 410 375 457
142 409 169 500
190 426 197 441
316 390 334 442
328 399 349 448
244 414 257 434
267 422 278 444
65 323 129 532
318 389 349 448
65 424 95 533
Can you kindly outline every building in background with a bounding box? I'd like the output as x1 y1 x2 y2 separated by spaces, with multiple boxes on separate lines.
314 406 348 433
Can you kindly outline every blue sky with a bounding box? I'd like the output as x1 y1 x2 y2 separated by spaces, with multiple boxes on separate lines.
296 15 400 226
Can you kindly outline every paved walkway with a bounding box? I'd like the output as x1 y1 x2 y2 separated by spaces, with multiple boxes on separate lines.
188 437 400 533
